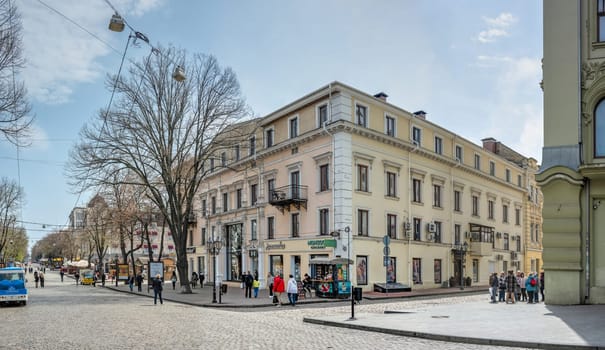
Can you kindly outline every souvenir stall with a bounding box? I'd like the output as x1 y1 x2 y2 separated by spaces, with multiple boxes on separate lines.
309 257 352 298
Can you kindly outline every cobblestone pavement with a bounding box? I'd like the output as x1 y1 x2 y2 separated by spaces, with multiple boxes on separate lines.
0 271 529 350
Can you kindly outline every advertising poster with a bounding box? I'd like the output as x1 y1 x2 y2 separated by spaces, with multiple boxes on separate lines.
148 261 164 284
117 264 130 281
356 256 367 285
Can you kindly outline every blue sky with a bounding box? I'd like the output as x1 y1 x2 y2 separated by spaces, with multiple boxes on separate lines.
2 0 543 245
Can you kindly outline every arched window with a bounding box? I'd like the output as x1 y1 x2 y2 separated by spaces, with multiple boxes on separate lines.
596 99 605 157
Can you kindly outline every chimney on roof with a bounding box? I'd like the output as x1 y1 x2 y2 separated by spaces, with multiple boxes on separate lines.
481 137 498 153
413 110 427 120
374 92 388 101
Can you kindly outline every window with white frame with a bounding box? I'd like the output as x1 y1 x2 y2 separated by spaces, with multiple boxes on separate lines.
488 199 495 220
385 115 395 136
289 116 298 138
434 221 442 243
236 188 242 209
291 213 300 238
250 219 257 241
515 208 521 225
489 161 495 176
265 128 274 148
455 145 463 162
474 154 481 170
250 184 258 206
454 190 461 212
503 204 509 223
454 224 461 245
412 178 422 203
222 192 228 212
386 171 396 197
221 152 227 166
387 214 397 239
211 196 217 214
413 217 421 241
319 164 329 192
358 209 369 236
357 164 368 192
506 169 511 183
472 195 479 216
267 217 275 239
412 126 421 145
249 136 256 156
517 174 522 187
319 208 329 235
234 145 240 161
318 104 328 128
433 184 442 208
356 104 368 127
434 136 443 155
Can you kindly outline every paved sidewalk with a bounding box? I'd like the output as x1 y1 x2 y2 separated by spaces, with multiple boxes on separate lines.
304 299 605 350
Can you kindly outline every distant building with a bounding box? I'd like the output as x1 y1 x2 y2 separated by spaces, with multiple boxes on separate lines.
537 1 605 304
188 81 540 291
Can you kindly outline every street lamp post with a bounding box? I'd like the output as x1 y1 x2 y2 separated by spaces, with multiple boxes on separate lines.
456 242 469 290
208 236 223 303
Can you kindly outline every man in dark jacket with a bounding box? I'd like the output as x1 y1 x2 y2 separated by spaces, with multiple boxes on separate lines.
152 274 163 305
244 271 253 298
490 272 499 303
136 273 143 292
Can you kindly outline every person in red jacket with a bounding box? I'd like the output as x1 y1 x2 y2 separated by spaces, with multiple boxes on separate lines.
273 274 285 306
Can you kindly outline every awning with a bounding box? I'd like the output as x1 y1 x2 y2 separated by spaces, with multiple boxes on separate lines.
309 257 353 265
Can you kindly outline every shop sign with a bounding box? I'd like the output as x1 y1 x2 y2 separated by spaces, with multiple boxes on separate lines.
266 243 286 250
307 239 337 249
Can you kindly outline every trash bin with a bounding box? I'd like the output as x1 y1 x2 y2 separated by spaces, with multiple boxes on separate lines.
221 284 228 294
353 287 362 301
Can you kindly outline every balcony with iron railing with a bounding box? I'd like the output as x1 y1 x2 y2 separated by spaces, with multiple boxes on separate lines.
268 185 308 213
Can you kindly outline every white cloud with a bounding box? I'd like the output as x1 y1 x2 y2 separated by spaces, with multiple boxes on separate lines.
20 0 165 104
476 12 517 43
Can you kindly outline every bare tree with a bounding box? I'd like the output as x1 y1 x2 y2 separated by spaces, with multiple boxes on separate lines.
69 46 252 293
0 177 22 258
84 194 112 270
0 0 32 145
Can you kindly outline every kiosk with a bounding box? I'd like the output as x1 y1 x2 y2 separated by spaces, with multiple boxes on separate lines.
309 257 352 298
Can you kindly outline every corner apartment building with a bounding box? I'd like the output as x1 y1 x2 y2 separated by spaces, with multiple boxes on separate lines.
187 82 539 291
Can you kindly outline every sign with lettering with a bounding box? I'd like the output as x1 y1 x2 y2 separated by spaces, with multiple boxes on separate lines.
307 239 337 249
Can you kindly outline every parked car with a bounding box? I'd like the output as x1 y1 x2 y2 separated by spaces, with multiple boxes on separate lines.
80 270 95 285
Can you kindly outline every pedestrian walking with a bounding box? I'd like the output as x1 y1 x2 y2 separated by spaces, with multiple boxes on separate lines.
152 274 163 305
287 274 298 306
171 271 178 290
253 277 260 298
272 274 285 306
520 272 527 301
191 271 198 289
267 273 274 298
539 271 545 302
244 271 253 298
34 270 39 288
101 271 106 287
60 269 64 282
490 272 499 303
498 272 506 302
199 273 205 288
74 271 80 286
515 271 522 302
136 273 143 292
526 272 537 304
128 274 134 292
39 271 45 288
505 270 516 304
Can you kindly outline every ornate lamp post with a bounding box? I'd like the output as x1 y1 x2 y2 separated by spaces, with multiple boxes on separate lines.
208 236 223 303
456 242 469 290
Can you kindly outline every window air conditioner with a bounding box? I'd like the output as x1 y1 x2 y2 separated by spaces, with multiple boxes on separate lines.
427 222 436 233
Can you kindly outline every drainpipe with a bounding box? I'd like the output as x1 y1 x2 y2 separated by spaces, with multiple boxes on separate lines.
408 142 419 287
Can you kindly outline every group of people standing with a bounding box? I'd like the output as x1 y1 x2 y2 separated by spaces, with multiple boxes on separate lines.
490 270 544 304
266 272 299 307
33 270 45 288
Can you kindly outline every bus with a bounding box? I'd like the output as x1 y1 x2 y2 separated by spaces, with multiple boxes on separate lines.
0 267 28 306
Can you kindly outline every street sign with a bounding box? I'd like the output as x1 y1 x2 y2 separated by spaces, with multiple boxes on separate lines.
383 235 390 246
383 246 390 256
383 256 389 266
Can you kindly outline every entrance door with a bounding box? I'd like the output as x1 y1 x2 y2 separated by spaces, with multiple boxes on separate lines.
453 256 462 287
225 223 243 281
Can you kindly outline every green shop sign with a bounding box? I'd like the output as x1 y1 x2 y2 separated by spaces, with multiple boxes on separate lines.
307 239 337 249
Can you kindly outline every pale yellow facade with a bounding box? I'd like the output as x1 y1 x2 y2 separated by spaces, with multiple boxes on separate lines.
188 82 540 292
537 0 605 304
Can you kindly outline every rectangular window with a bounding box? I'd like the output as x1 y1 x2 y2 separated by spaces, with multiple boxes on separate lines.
318 104 328 127
267 217 275 239
386 171 397 197
454 224 461 245
202 199 207 216
488 200 494 219
516 235 521 251
358 209 369 236
474 154 481 170
236 189 242 209
234 145 240 161
434 136 443 155
291 213 299 238
387 214 397 239
454 190 461 212
250 184 258 206
222 192 228 212
433 184 442 208
434 259 442 284
413 258 422 284
503 205 509 223
221 152 227 166
504 233 510 250
412 178 422 203
319 208 329 235
265 129 274 147
357 165 368 192
472 259 479 282
211 196 217 214
412 126 421 145
517 174 522 187
413 218 421 241
356 104 367 127
434 221 442 243
290 171 300 199
472 195 479 216
385 115 395 136
249 136 256 156
251 219 257 241
210 158 215 172
455 145 463 162
289 117 298 138
600 0 605 42
489 161 495 176
267 179 275 200
515 208 521 225
201 227 206 245
506 169 511 183
320 164 330 191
